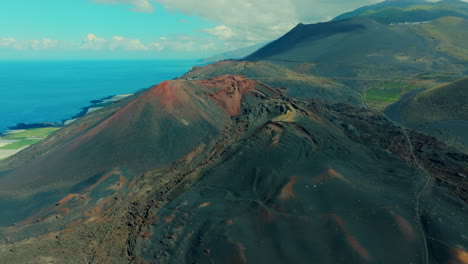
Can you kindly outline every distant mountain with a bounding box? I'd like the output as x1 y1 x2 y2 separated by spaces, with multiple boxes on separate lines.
332 0 468 24
186 15 468 110
247 16 468 77
202 42 267 63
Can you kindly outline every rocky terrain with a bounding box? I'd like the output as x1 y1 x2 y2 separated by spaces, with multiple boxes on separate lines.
0 74 466 263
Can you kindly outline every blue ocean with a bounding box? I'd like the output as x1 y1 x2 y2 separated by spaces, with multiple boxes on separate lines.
0 60 199 133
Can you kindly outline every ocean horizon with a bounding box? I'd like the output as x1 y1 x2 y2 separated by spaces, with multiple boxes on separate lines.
0 59 200 133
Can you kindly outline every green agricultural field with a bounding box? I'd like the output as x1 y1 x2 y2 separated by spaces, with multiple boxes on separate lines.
0 127 60 155
0 139 41 150
364 81 421 110
364 89 400 102
2 127 59 140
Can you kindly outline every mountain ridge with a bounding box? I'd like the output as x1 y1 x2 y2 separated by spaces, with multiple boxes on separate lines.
332 0 468 24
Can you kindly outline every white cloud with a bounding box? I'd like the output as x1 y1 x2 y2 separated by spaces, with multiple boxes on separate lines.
79 33 218 52
91 0 382 49
148 42 164 51
152 35 217 52
0 33 220 54
93 0 154 12
81 33 151 51
91 0 468 51
0 37 58 50
203 25 236 41
0 38 17 48
80 33 106 50
154 0 384 45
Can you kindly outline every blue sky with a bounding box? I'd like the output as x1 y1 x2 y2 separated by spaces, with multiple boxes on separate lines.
0 0 396 59
0 1 214 42
0 0 220 59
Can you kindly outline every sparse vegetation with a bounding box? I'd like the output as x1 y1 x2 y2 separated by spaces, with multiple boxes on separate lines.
0 127 59 156
0 139 41 150
333 1 468 24
364 81 422 110
365 88 401 102
1 127 59 140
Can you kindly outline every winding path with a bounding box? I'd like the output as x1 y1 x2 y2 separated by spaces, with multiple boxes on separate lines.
359 90 431 264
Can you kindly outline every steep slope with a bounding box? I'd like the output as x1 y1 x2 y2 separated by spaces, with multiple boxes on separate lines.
332 0 468 24
0 75 266 237
395 77 468 153
410 16 468 61
185 15 468 110
0 75 466 264
247 16 466 78
181 60 362 105
202 42 267 63
402 77 468 123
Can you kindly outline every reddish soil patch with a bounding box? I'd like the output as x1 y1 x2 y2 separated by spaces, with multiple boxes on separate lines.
85 169 121 192
312 167 354 187
198 202 211 208
330 214 372 262
327 168 353 186
452 248 468 264
84 197 113 220
165 214 176 223
59 208 71 214
388 210 417 242
279 176 297 200
234 242 247 264
148 80 184 112
196 75 256 116
56 194 79 206
66 218 84 229
109 175 127 191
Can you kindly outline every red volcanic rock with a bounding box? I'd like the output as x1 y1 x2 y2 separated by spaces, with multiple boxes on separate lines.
388 210 417 242
279 176 297 200
195 75 256 116
329 214 372 262
147 80 185 112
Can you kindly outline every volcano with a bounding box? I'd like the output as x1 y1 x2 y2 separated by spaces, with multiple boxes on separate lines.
0 74 466 263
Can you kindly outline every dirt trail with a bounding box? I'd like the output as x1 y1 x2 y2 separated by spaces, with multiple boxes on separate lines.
360 90 431 264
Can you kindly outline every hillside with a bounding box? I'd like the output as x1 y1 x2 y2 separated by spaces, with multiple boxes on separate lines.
247 16 467 78
332 0 468 24
202 42 267 63
393 77 468 152
181 60 362 105
186 16 468 111
0 75 467 263
402 77 468 123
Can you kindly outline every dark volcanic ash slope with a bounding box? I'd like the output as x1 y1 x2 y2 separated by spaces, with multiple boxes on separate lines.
332 0 468 24
246 16 468 79
0 75 466 264
0 76 259 237
401 77 468 124
397 77 468 153
182 16 468 110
